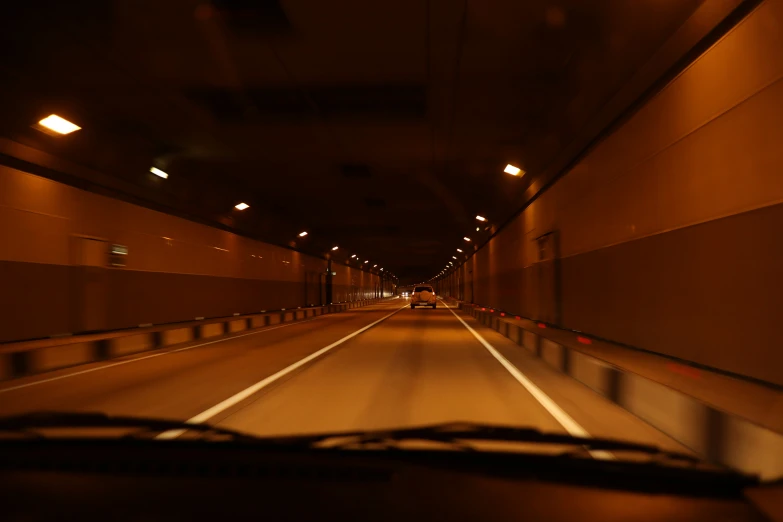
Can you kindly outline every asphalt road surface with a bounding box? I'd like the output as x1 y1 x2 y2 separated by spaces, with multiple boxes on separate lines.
0 298 689 455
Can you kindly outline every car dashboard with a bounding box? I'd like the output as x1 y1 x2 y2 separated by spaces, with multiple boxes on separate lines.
1 439 778 522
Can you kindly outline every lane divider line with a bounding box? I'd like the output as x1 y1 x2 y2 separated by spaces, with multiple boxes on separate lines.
156 303 410 439
440 300 614 460
0 301 398 394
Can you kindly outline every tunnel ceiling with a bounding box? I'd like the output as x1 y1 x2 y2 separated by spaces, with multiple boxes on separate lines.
0 0 717 283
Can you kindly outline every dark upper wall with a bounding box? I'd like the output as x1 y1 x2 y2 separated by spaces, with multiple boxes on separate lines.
0 165 389 342
444 0 783 386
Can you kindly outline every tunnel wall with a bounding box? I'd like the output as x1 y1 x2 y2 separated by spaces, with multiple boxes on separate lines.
0 165 383 342
332 263 389 303
462 0 783 385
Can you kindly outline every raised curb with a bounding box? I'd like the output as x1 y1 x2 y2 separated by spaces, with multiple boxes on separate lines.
454 300 783 480
0 298 390 382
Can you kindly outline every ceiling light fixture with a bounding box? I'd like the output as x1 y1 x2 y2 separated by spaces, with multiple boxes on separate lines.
332 246 339 251
351 254 357 258
364 260 369 264
456 248 463 253
38 114 81 135
463 237 471 242
476 215 487 222
373 264 377 268
298 231 308 237
150 167 169 179
504 164 522 176
234 202 249 210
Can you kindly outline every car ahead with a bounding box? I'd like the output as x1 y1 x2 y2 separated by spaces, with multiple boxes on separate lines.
410 285 437 309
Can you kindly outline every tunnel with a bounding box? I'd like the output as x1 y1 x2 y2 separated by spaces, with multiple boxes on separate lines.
1 0 783 513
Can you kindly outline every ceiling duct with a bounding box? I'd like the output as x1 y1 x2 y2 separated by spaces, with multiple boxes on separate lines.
341 164 372 179
211 0 292 35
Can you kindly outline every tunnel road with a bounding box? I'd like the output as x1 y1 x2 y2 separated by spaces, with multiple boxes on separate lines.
0 298 689 457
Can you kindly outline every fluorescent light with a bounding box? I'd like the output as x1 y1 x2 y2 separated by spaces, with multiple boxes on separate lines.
364 260 369 264
476 215 486 222
332 246 339 251
504 164 522 176
452 256 457 259
373 264 377 267
449 262 453 265
463 237 471 242
234 202 249 210
38 114 81 135
456 248 463 253
351 254 357 258
150 167 169 179
299 231 308 237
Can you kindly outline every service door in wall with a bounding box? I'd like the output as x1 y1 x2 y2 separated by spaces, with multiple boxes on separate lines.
70 236 109 333
533 231 562 325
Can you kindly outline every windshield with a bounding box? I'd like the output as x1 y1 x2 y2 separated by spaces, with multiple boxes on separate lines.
0 0 781 487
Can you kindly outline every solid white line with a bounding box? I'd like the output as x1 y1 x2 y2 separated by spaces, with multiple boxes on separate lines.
440 300 614 460
156 303 408 439
0 354 172 394
0 303 391 394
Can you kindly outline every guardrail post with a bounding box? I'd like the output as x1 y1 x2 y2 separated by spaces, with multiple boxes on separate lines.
606 367 622 403
562 347 571 374
95 339 111 360
705 407 726 464
10 352 30 377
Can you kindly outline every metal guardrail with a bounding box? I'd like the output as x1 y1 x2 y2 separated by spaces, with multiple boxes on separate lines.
0 299 390 383
454 301 783 481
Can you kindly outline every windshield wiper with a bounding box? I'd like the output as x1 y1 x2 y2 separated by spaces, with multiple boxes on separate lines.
0 415 702 466
0 411 261 442
275 421 702 464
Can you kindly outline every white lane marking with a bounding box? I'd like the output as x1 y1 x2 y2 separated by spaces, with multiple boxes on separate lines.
0 303 395 394
156 304 409 439
440 300 614 460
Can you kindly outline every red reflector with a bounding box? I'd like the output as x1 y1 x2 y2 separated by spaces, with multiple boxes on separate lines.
667 363 701 379
577 336 592 345
481 308 486 311
516 316 521 320
490 309 494 313
500 313 505 317
537 323 546 328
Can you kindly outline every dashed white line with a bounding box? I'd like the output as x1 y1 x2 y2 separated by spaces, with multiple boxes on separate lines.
440 299 614 460
157 303 409 439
